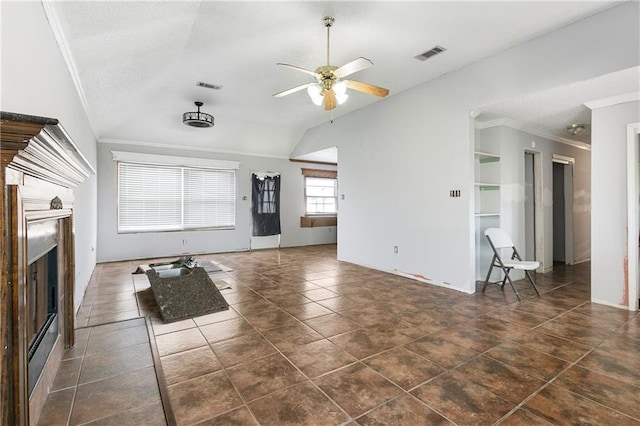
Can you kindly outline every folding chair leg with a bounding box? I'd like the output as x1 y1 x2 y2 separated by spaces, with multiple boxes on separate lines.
503 272 522 302
525 270 541 296
499 269 509 290
481 256 496 293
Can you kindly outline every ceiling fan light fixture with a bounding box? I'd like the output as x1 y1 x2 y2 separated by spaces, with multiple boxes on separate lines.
307 84 323 106
333 81 348 104
183 101 214 128
566 123 586 136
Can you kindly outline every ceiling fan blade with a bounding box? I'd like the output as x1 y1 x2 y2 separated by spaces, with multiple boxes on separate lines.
334 57 373 79
323 89 337 110
276 63 321 79
345 80 389 97
273 83 314 98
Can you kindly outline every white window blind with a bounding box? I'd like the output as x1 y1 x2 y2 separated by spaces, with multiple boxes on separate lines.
184 168 236 229
118 162 236 233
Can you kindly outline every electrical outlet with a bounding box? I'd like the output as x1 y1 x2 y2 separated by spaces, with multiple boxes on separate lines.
449 190 461 197
394 246 398 254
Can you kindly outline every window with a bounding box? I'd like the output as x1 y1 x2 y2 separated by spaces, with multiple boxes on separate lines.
305 177 337 215
118 162 236 233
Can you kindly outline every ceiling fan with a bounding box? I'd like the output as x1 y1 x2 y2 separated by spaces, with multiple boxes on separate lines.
273 16 389 111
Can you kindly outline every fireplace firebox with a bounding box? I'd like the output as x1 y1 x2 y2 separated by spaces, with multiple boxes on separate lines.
26 220 60 395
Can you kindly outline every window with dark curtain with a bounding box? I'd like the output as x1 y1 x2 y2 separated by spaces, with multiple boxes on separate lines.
252 174 281 236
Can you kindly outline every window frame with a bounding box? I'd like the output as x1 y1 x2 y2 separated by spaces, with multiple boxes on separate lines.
300 168 337 228
304 176 338 216
117 161 237 234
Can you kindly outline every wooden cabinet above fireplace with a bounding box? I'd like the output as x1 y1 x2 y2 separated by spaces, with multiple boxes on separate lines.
1 111 94 425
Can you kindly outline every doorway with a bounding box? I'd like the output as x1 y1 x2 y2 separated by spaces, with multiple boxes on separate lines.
250 172 281 250
524 152 536 261
524 151 544 271
552 156 575 265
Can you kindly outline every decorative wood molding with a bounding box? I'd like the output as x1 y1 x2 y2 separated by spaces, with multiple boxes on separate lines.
301 168 337 178
290 158 337 166
1 111 95 187
300 216 337 228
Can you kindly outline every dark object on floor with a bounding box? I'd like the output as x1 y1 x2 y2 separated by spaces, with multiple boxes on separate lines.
133 256 196 274
146 266 229 322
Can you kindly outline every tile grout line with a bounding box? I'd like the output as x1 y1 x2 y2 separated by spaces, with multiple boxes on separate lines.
145 317 177 426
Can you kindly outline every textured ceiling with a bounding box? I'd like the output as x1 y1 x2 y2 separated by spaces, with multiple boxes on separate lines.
477 66 640 145
46 1 622 159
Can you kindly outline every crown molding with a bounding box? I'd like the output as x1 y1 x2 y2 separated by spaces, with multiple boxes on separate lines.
584 91 640 110
99 138 290 160
41 2 98 141
475 117 591 151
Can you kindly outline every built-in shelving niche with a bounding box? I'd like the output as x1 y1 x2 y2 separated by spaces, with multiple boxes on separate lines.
474 151 501 280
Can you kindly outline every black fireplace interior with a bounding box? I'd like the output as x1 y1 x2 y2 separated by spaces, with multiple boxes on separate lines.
26 221 59 395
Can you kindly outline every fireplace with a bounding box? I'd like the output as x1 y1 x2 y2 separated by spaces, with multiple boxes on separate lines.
1 111 94 425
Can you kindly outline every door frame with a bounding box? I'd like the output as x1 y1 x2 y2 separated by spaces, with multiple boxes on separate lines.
552 154 575 265
250 171 281 250
626 122 640 311
525 150 545 272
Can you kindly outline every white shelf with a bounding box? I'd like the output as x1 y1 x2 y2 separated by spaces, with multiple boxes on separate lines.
474 151 500 162
474 150 501 280
475 182 500 189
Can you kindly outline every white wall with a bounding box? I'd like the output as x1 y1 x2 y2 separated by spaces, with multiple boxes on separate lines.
291 2 637 293
1 2 98 312
591 100 640 308
476 126 591 280
97 142 336 262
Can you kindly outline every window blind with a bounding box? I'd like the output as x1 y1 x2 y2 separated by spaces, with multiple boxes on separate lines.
184 168 236 229
118 162 236 233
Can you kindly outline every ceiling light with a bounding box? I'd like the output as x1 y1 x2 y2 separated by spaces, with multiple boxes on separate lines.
183 101 214 128
307 84 323 106
566 123 586 136
333 81 348 105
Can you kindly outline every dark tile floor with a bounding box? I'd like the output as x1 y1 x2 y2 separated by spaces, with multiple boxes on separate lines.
37 318 165 425
39 245 640 425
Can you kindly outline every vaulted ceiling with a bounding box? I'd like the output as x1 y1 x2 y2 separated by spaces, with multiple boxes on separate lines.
46 1 624 159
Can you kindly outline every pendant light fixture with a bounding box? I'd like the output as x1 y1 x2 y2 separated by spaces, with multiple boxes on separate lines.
183 101 214 128
566 123 586 136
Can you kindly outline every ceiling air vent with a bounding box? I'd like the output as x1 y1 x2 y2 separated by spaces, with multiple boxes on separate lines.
415 45 446 61
196 81 223 90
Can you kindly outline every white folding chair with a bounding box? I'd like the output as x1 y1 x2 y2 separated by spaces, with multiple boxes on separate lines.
482 227 540 301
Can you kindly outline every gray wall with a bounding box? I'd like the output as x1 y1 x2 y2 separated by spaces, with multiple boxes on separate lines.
97 142 337 262
1 2 98 312
290 3 636 293
591 100 640 307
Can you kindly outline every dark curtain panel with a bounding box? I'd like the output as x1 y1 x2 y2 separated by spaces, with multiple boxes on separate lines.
252 174 281 236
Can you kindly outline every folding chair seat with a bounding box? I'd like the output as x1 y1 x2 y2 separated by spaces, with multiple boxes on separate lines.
482 227 540 301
